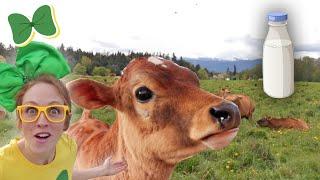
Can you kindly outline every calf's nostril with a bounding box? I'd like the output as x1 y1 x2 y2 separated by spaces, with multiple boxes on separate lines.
209 108 231 127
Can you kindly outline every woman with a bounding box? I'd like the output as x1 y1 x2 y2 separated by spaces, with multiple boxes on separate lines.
0 42 127 180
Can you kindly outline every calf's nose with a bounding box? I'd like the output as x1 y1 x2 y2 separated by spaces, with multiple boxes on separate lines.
209 101 240 129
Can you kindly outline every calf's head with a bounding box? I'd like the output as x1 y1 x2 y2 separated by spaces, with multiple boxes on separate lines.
218 88 231 98
257 117 271 127
67 57 240 164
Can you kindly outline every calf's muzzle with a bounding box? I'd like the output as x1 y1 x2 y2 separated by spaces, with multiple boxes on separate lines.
209 101 240 129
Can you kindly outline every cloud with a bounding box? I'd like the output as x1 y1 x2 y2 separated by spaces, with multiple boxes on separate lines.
92 40 139 54
92 40 120 49
220 36 320 59
294 43 320 52
215 49 261 60
215 35 264 60
225 35 264 50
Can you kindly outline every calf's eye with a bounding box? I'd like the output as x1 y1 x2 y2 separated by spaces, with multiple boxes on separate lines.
135 86 153 103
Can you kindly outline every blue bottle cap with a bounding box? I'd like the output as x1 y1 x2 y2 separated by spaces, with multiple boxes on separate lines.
268 12 288 22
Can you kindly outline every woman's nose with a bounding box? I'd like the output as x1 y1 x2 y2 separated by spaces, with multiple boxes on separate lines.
36 112 49 127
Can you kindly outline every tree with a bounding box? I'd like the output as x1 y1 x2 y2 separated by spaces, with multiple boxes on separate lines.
195 64 201 71
79 56 93 74
239 64 262 80
172 53 177 61
80 56 92 67
0 43 6 56
233 64 237 76
92 66 111 76
59 43 65 52
73 63 87 75
197 68 209 79
5 45 16 64
226 67 230 75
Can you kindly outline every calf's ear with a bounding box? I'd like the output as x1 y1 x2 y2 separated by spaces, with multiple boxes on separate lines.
227 95 241 102
233 95 242 103
67 78 115 109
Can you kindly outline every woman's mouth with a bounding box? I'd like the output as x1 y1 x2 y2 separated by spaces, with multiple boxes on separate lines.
34 132 51 143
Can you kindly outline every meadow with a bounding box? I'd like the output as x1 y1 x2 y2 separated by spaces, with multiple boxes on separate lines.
1 76 319 179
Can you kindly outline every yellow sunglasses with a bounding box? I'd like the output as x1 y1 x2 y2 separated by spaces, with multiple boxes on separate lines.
16 105 70 123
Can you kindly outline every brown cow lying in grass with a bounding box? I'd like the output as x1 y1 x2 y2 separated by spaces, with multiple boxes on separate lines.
67 57 241 179
257 117 309 131
218 88 255 120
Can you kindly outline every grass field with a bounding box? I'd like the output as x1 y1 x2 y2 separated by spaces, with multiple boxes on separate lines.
1 77 319 179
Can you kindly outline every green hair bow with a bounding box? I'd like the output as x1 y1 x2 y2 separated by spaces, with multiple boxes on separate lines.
8 5 60 47
0 41 70 112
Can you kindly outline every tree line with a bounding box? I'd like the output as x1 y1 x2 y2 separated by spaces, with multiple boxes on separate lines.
237 56 320 82
2 42 319 81
0 43 211 79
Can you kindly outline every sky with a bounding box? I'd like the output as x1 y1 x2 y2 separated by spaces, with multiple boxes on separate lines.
1 0 320 60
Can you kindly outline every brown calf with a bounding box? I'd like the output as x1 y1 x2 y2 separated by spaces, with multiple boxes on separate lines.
67 57 241 179
218 88 255 120
257 117 309 131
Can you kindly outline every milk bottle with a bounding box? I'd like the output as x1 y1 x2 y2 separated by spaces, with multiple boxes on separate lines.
263 12 294 98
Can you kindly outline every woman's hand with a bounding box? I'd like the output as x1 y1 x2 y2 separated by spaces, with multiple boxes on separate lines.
99 156 127 176
73 156 127 180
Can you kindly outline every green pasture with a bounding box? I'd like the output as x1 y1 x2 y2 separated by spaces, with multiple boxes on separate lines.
1 76 319 179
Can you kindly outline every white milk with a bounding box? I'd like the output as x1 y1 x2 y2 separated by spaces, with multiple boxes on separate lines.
263 12 294 98
263 39 294 98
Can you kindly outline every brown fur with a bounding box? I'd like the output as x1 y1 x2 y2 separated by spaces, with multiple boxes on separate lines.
68 109 109 149
257 117 309 131
67 57 241 179
218 88 255 119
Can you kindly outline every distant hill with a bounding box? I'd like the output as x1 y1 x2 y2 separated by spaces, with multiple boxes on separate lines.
185 58 262 73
